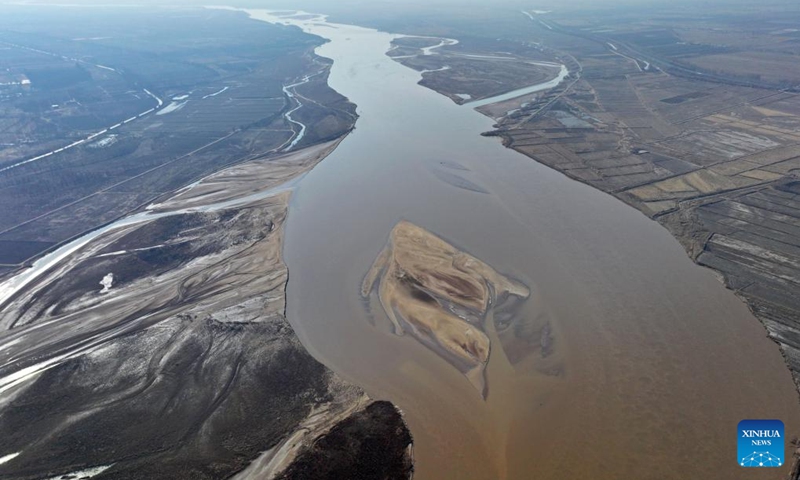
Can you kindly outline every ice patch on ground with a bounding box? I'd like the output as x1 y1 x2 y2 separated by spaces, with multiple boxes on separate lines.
88 135 117 149
0 338 21 354
420 66 451 74
0 452 19 466
203 86 229 99
100 273 114 294
45 464 114 479
420 37 458 56
157 101 188 116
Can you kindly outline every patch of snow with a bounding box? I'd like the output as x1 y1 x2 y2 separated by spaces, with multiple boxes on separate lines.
172 94 189 101
96 250 127 257
99 273 114 294
0 338 21 354
0 360 56 393
88 135 117 149
96 244 164 258
45 464 114 480
156 100 188 116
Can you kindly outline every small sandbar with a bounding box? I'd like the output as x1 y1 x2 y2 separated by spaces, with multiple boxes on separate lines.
362 221 529 397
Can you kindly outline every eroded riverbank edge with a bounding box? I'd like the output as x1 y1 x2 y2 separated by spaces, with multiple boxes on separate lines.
472 58 800 476
245 9 800 478
483 111 800 398
0 137 414 479
377 23 800 474
0 5 358 285
383 28 800 410
0 11 415 475
398 28 800 401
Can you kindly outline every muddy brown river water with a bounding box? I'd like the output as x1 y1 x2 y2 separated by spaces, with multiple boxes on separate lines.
246 9 800 480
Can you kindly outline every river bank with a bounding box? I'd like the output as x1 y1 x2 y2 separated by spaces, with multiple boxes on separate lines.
247 9 800 480
0 137 413 479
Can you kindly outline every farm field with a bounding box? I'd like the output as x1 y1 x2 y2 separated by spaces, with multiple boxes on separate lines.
0 6 355 271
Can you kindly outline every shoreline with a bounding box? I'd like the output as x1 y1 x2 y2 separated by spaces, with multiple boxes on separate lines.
0 133 414 478
269 9 800 479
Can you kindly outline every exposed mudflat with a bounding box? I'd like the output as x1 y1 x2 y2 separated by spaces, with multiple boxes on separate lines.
0 142 412 479
3 6 799 480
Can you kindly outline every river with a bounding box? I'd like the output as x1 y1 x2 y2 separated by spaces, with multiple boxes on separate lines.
245 9 800 480
468 64 568 108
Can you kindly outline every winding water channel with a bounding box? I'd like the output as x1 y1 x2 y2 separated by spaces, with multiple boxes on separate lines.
250 10 800 480
468 64 568 108
0 7 797 479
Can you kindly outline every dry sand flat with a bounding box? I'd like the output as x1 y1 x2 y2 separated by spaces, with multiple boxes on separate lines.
362 221 531 396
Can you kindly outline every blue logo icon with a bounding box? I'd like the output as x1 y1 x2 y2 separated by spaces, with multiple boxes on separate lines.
738 419 784 467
